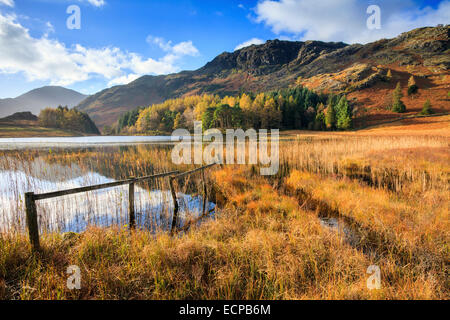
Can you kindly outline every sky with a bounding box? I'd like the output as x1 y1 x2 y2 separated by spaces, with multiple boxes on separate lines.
0 0 448 98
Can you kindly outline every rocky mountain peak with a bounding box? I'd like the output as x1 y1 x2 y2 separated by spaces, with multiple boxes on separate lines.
201 39 348 75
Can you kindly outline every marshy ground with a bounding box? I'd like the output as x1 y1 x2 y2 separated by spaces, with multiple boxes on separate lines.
0 116 448 300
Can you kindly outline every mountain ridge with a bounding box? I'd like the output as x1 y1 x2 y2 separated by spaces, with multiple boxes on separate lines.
75 25 450 127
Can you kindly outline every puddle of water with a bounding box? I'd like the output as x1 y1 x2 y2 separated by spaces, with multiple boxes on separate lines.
319 214 381 259
319 216 361 248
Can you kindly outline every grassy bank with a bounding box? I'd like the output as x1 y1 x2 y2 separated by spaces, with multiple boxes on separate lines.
0 122 89 138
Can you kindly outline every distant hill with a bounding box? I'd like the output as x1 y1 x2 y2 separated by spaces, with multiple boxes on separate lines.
0 112 38 122
0 86 88 118
76 25 449 128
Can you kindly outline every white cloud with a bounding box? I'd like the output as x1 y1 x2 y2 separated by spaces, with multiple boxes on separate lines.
0 13 200 87
254 0 450 44
107 73 140 86
84 0 105 7
172 41 199 56
147 36 173 52
234 38 265 51
147 36 199 57
0 0 14 7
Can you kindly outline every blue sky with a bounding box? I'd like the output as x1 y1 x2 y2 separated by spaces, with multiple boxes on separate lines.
0 0 448 98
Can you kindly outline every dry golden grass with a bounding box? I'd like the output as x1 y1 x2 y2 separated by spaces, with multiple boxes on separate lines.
354 115 450 136
280 115 450 137
0 119 449 300
0 124 79 138
1 164 447 299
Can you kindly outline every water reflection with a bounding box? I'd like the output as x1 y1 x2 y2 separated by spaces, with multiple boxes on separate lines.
0 144 215 234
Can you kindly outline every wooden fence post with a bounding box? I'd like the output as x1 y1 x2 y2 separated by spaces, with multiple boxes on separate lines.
169 176 179 233
25 192 40 252
129 179 136 230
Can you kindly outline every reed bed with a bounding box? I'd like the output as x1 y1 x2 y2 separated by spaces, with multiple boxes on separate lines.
0 146 211 235
280 135 449 193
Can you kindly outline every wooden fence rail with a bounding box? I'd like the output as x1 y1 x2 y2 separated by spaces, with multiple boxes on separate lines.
25 164 218 252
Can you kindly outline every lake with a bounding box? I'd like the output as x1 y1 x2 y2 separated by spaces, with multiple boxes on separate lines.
0 135 189 150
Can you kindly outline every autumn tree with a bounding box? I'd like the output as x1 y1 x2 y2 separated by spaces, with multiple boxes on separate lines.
173 112 185 129
222 96 237 107
126 86 352 133
420 99 433 115
386 69 392 81
239 93 252 110
39 108 59 128
392 82 406 113
193 101 209 121
407 75 418 96
261 97 281 128
38 106 99 134
251 93 265 127
239 93 254 128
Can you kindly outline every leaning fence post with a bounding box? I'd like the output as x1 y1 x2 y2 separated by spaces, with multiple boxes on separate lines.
25 192 40 252
129 179 136 230
169 176 179 233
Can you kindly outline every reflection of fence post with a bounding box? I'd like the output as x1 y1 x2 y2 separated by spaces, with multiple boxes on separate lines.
129 178 136 230
25 192 40 252
201 170 207 216
169 176 179 233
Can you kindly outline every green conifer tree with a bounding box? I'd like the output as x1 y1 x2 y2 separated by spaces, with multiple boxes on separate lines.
392 82 406 113
420 99 433 115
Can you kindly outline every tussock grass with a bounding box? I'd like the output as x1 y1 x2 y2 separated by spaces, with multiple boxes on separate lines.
0 127 449 300
280 134 448 193
0 177 371 300
285 170 448 296
1 164 447 300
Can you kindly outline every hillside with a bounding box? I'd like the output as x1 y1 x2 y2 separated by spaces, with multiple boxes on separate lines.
0 118 85 138
0 86 88 118
0 111 38 122
76 25 449 128
0 109 100 138
0 123 85 138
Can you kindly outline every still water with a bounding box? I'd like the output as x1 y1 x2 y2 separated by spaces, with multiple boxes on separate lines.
0 139 214 234
0 135 187 150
